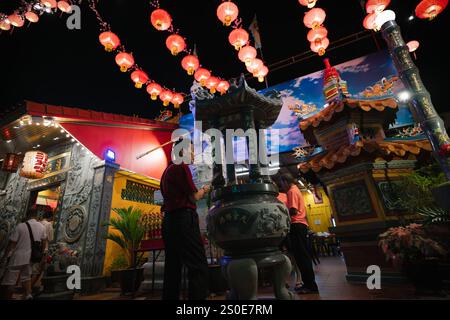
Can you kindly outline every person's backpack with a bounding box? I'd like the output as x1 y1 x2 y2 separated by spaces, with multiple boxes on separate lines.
25 222 43 263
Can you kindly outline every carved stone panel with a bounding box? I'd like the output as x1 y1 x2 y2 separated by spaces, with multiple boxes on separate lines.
63 205 87 243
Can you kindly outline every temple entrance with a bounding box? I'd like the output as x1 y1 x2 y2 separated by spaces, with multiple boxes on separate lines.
26 185 61 222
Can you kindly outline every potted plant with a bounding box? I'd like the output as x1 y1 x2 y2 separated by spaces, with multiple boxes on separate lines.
378 223 448 295
105 206 146 295
37 242 80 300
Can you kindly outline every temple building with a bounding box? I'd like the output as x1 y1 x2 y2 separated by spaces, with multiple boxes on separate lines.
295 59 432 281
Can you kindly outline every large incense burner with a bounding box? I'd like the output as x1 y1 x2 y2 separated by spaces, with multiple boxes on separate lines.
194 76 292 300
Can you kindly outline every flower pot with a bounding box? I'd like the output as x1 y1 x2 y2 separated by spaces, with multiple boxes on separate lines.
432 183 450 211
118 268 144 295
403 259 444 296
36 273 74 300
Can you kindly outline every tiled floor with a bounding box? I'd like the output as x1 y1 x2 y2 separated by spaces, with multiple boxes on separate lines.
73 257 449 300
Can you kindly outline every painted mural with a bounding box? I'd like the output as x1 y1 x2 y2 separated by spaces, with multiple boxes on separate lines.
181 50 414 155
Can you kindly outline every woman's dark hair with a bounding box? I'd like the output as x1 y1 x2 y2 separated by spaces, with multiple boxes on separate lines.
281 173 295 185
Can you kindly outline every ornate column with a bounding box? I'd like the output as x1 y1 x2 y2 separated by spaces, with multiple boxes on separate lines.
379 19 450 179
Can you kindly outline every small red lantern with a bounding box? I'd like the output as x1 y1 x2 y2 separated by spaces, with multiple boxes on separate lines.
205 77 220 94
415 0 448 20
299 0 318 9
151 9 172 31
25 12 39 23
171 93 184 108
217 1 239 26
407 40 420 52
115 52 134 72
20 151 49 179
247 58 263 74
99 31 121 52
0 20 11 31
57 1 72 13
146 83 162 100
8 14 24 28
366 0 390 14
363 12 379 30
1 153 23 173
181 55 200 75
131 70 149 89
160 90 174 107
303 8 326 29
254 66 269 83
307 26 328 42
41 0 57 8
194 68 211 86
228 28 249 50
166 34 186 56
217 80 230 95
238 45 257 67
310 37 329 56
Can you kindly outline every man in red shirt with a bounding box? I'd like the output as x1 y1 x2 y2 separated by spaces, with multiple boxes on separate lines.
160 141 211 300
281 174 319 294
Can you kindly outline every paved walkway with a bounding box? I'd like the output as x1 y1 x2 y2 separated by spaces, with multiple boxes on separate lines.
74 257 449 300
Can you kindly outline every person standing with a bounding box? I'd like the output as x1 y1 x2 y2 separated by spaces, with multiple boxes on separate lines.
160 142 210 300
0 208 47 300
281 174 319 294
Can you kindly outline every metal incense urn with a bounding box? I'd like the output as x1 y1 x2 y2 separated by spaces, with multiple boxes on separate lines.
194 76 293 300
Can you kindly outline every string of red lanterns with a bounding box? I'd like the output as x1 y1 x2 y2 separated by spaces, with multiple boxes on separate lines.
149 1 230 95
0 0 75 32
362 0 391 31
216 1 269 83
300 3 329 56
90 1 185 108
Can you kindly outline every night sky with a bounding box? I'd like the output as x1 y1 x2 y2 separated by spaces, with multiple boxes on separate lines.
0 1 449 120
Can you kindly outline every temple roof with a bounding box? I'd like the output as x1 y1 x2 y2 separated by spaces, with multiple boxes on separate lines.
297 138 432 173
299 97 398 131
195 76 282 130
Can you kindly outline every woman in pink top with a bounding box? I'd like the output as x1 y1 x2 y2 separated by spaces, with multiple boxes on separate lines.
281 174 319 294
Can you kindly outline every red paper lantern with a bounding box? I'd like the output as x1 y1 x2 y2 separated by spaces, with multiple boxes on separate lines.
146 83 162 100
41 0 57 8
217 80 230 95
181 55 200 75
1 153 22 173
217 1 239 26
307 26 328 42
25 12 39 23
228 28 249 50
303 8 326 29
310 37 329 56
8 14 24 28
20 151 49 179
99 31 121 52
194 68 211 86
131 70 149 89
363 12 379 30
166 34 186 56
407 40 420 52
299 0 318 9
160 90 174 107
151 9 172 31
171 93 184 108
115 52 134 72
238 45 257 66
0 20 11 31
57 1 72 13
366 0 390 14
247 58 263 74
205 77 220 94
254 66 269 83
415 0 448 20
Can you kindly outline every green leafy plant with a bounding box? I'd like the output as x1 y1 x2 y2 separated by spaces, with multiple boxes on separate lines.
108 254 129 272
378 223 447 268
105 206 145 269
418 206 450 225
